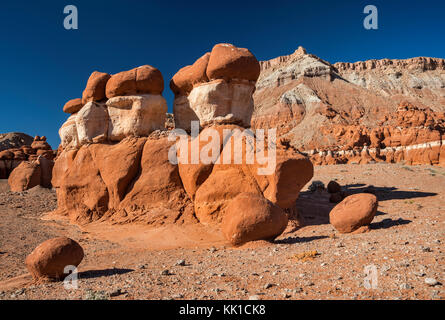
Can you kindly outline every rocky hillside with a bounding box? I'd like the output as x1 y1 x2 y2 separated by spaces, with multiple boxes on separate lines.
252 47 445 166
0 132 33 152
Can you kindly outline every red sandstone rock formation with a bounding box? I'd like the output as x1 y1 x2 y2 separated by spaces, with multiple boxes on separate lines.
2 135 55 186
171 43 260 131
52 46 314 246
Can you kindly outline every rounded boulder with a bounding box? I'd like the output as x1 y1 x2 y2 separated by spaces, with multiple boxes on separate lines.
82 71 111 104
63 98 83 114
206 43 260 82
25 237 84 280
222 193 288 246
329 193 378 233
105 65 164 98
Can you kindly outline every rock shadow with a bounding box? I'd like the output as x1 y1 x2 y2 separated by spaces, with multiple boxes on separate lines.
342 184 437 201
78 268 134 280
275 235 328 244
370 218 412 230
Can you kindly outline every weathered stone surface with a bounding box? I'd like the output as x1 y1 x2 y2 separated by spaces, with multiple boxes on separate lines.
37 156 54 188
89 137 146 209
63 98 83 114
116 137 194 225
75 102 109 145
82 71 111 104
0 132 34 152
106 94 167 141
222 193 288 246
329 193 378 233
252 47 445 167
59 113 79 149
105 65 164 98
52 147 109 223
170 52 210 96
25 237 84 280
8 161 41 192
194 164 262 224
174 79 255 131
206 43 260 82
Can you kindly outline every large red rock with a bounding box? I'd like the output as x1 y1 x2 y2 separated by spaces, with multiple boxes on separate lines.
251 148 314 209
115 137 195 225
206 43 260 82
63 98 83 114
170 52 210 96
177 124 242 199
82 71 111 104
37 156 54 188
25 237 84 280
52 147 109 223
329 193 378 233
222 193 288 246
194 164 262 224
105 65 164 98
89 137 146 209
8 161 41 192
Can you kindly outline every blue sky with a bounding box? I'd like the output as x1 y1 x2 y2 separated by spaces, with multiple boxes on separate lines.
1 0 444 148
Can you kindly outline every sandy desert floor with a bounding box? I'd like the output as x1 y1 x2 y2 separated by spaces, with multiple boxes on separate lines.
0 163 443 300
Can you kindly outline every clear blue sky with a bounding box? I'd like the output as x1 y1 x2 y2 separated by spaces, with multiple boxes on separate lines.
1 0 444 148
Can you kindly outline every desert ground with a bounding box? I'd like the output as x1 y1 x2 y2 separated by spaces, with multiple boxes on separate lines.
0 163 443 300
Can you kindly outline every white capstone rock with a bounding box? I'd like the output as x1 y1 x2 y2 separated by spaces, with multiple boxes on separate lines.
75 101 109 145
173 79 254 131
106 94 167 141
59 113 79 148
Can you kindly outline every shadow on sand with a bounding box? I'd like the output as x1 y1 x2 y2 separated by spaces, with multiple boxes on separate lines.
275 235 328 244
370 218 412 230
78 268 134 280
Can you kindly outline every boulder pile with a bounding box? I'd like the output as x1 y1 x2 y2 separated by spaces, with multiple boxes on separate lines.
53 43 314 245
3 136 56 191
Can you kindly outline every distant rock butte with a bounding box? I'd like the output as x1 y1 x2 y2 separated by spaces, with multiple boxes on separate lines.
252 46 445 167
